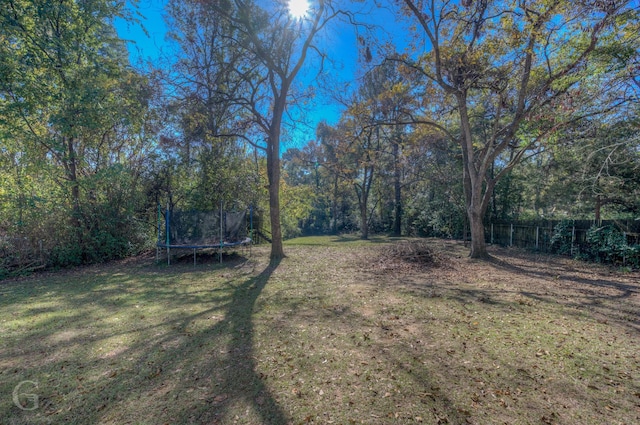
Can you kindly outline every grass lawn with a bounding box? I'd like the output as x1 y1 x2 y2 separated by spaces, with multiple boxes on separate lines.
1 237 639 424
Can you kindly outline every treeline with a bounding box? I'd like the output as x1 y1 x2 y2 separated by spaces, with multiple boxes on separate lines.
0 1 155 272
0 1 265 276
1 1 639 276
281 116 640 239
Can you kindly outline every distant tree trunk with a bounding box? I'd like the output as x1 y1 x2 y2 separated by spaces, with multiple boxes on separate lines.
331 177 339 234
356 163 375 240
392 139 402 236
64 136 83 232
359 199 369 240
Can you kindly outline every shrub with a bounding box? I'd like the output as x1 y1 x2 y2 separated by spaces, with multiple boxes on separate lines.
581 225 639 267
549 220 574 255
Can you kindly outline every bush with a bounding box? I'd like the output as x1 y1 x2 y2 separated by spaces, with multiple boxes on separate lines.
41 202 154 269
549 220 574 255
580 225 639 267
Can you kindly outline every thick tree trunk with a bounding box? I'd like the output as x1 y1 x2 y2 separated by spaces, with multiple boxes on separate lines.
458 98 492 259
266 162 285 259
466 175 496 259
468 206 489 259
267 107 286 261
266 159 285 260
360 201 369 240
268 178 285 259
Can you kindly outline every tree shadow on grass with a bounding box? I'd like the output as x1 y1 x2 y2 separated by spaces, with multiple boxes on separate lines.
483 251 640 331
129 258 288 424
0 256 287 425
207 258 287 424
407 244 640 334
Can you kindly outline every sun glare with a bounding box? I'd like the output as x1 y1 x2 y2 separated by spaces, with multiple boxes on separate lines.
287 0 310 19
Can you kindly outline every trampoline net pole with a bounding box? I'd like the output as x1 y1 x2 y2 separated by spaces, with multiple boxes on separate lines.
156 204 161 264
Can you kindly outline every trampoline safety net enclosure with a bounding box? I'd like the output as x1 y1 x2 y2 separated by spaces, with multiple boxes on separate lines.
157 206 252 265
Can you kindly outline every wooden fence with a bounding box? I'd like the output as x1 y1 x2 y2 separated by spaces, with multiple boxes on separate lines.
486 219 640 256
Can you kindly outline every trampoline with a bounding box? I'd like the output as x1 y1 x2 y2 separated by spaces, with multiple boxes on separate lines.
156 204 253 265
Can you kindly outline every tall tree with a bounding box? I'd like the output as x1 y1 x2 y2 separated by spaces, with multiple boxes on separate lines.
1 0 133 210
318 103 383 240
316 122 358 234
0 0 154 265
363 62 417 235
163 0 262 211
204 0 340 260
394 0 639 258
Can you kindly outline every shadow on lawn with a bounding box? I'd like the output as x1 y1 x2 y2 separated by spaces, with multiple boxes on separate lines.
212 258 286 424
485 251 640 330
398 244 640 333
130 258 288 424
1 256 287 424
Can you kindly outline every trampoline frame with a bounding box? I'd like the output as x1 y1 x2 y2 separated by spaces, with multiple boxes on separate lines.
156 203 253 265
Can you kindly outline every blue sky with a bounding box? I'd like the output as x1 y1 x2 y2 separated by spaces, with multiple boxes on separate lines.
115 0 168 65
114 0 406 149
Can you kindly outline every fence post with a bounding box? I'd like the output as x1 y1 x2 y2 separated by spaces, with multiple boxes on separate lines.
536 226 539 250
491 223 494 245
571 226 576 257
510 223 514 247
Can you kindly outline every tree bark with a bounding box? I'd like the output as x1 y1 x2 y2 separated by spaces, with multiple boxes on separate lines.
268 176 285 259
267 112 286 260
65 136 83 232
392 139 402 236
359 200 369 240
468 206 489 259
266 148 284 259
331 177 339 234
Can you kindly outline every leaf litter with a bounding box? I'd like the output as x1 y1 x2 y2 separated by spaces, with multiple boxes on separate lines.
1 238 638 424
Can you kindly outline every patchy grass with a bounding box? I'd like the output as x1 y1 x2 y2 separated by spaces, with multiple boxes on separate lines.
1 238 639 424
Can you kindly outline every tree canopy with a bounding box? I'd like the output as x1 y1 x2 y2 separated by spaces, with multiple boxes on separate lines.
0 0 638 274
